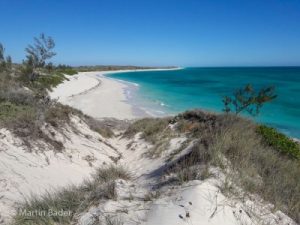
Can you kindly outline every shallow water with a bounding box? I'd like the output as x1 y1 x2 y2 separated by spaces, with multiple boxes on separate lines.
109 67 300 138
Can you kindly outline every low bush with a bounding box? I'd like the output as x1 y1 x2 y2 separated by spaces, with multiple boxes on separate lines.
257 125 300 159
57 68 77 75
37 73 66 90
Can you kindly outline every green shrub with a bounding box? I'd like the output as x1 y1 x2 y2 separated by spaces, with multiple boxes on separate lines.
37 73 66 90
57 68 77 75
257 125 300 159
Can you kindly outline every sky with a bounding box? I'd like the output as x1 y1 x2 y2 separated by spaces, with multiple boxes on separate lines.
0 0 300 67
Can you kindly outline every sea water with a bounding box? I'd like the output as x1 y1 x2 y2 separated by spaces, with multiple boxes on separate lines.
109 67 300 138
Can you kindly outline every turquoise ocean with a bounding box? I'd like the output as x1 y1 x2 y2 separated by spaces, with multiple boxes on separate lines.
109 67 300 138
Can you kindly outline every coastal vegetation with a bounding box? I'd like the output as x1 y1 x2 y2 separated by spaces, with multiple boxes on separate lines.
0 36 114 151
75 65 176 72
8 108 300 224
24 33 56 77
222 84 277 116
13 165 130 225
257 125 300 159
0 43 12 72
124 110 300 222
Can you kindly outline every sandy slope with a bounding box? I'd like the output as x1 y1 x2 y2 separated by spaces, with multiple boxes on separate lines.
78 134 296 225
0 116 120 224
1 117 296 225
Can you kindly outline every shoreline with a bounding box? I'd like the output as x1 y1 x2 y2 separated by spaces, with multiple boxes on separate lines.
50 67 182 120
50 67 300 140
102 67 184 117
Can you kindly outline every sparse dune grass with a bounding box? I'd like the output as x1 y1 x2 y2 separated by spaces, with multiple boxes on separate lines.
212 115 300 222
124 117 177 157
85 116 115 138
124 118 171 143
126 110 300 222
44 103 83 128
176 111 300 222
12 165 130 225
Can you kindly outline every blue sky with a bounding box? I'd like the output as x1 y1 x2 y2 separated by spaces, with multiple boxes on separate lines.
0 0 300 66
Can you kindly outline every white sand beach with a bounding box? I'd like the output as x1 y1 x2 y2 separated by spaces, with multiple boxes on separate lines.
50 68 181 120
50 71 136 119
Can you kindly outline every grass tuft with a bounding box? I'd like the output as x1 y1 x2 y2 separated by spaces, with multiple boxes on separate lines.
124 118 171 144
93 165 131 183
12 165 130 225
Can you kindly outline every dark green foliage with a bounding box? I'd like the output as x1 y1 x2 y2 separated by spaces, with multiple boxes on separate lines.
223 84 277 116
37 73 66 90
56 64 77 75
75 65 172 72
59 68 77 75
257 125 300 159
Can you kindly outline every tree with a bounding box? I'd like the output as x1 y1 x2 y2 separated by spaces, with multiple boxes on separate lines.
0 43 6 71
0 43 12 72
25 33 56 69
6 55 12 70
0 43 4 61
222 84 277 117
45 62 54 72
